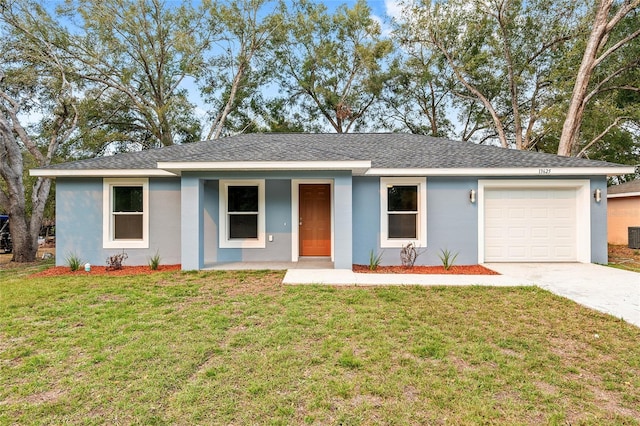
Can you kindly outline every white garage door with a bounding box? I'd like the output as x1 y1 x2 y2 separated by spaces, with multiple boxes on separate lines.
484 188 577 262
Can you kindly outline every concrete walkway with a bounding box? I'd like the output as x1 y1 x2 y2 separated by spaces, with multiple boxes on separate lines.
283 263 640 327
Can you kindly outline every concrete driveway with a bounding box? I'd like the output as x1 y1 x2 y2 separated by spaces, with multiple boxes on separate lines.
485 263 640 328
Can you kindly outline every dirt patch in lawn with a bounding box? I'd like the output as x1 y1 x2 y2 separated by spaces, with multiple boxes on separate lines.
30 264 181 277
353 264 499 275
608 244 640 271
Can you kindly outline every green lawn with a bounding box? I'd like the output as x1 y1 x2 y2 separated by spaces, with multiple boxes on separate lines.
1 266 639 425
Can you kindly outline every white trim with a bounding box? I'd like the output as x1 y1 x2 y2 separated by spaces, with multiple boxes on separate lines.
218 179 266 248
158 161 371 175
31 169 177 177
367 167 635 177
380 177 427 248
102 178 149 249
608 191 640 198
32 164 634 179
477 179 591 263
291 179 334 262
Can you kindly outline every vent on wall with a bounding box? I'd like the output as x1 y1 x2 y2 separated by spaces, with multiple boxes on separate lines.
629 227 640 249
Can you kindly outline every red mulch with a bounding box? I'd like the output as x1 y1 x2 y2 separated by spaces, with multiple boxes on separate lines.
30 264 181 277
353 264 499 275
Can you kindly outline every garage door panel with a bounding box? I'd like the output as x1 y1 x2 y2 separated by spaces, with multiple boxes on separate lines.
484 188 577 262
531 227 549 238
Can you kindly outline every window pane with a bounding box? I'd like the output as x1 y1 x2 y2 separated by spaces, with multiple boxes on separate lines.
228 186 258 212
388 213 417 239
388 186 417 212
114 187 143 212
114 214 143 239
229 214 258 239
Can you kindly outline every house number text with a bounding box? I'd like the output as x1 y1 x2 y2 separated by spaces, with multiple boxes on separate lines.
538 168 552 175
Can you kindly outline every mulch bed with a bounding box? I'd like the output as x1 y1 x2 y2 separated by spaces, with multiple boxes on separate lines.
353 264 499 275
31 264 181 277
31 264 498 277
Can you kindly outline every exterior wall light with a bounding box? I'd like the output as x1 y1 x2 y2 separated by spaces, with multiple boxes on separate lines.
594 188 602 203
469 189 476 204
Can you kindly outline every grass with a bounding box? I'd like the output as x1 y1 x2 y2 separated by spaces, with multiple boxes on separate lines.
1 266 639 425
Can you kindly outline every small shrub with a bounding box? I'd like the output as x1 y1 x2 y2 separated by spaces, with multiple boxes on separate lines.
438 248 459 270
368 249 383 271
400 242 419 268
65 252 83 272
148 250 161 270
106 251 128 271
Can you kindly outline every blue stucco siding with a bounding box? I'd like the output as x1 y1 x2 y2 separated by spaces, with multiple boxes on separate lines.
352 176 478 266
333 173 353 269
56 177 181 267
424 177 479 265
181 176 204 269
55 178 103 266
203 178 292 265
352 177 381 265
56 173 609 269
148 178 181 265
590 176 608 264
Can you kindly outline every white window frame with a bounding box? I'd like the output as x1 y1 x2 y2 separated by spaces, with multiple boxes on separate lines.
219 179 266 248
103 178 149 249
380 177 427 248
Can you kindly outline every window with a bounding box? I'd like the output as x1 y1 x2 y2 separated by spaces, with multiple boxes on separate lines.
219 180 265 248
103 178 149 248
380 177 426 248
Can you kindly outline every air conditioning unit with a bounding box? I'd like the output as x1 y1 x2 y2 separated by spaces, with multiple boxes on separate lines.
629 227 640 249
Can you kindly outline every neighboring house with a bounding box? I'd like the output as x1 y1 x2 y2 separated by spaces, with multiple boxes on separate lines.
31 134 634 270
607 179 640 246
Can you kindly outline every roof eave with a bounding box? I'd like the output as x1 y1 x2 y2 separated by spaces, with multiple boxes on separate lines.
366 166 636 177
608 191 640 198
29 169 178 178
156 161 373 176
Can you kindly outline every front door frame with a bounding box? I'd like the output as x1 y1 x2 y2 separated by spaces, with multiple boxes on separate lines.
291 179 334 262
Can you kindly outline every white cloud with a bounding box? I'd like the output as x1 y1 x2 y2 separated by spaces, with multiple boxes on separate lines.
384 0 405 21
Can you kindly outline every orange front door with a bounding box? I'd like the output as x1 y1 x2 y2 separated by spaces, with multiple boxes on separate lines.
299 184 331 256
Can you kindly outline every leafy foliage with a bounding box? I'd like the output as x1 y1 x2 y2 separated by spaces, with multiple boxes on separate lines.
148 250 161 271
437 248 459 271
65 252 83 271
368 249 383 271
274 0 395 133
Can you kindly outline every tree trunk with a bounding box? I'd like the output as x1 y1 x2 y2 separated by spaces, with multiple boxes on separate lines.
0 123 39 262
557 0 640 155
558 0 612 156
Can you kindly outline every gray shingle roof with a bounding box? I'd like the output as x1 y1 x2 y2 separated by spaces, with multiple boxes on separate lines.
38 133 626 171
609 179 640 195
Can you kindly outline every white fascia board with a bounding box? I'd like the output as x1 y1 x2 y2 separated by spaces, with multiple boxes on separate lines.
366 166 637 177
30 169 178 178
608 192 640 198
157 161 372 175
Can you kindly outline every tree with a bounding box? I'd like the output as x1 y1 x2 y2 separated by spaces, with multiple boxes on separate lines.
274 0 395 133
401 0 585 149
201 0 284 139
0 0 77 262
58 0 206 149
557 0 640 156
379 45 453 137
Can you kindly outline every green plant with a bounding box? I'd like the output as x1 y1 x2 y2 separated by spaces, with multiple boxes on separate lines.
106 251 128 271
65 252 83 272
368 249 383 270
438 248 459 270
149 250 161 271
